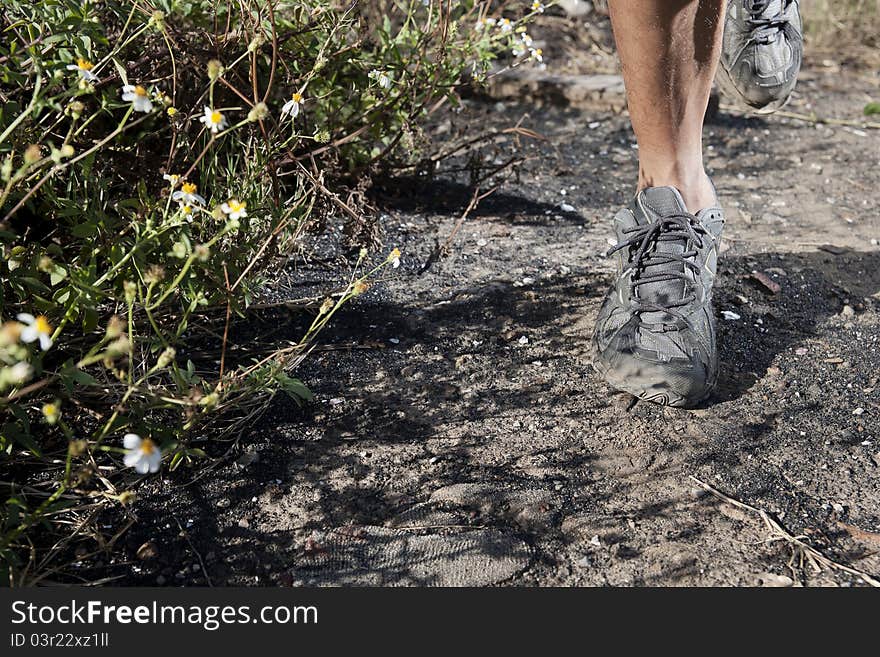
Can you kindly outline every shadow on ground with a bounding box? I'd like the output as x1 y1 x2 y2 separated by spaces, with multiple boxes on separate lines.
117 245 880 586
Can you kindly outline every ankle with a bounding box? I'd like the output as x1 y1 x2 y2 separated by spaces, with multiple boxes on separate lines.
637 165 717 212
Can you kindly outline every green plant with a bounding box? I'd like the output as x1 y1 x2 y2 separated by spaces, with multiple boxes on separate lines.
0 1 545 584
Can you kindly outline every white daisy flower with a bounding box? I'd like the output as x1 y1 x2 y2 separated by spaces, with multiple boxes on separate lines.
220 199 247 220
512 46 526 57
121 84 153 113
66 58 99 82
199 106 228 133
6 362 33 386
521 33 534 47
42 402 61 425
499 18 513 33
475 17 496 31
532 1 545 13
281 92 304 119
369 69 392 89
163 173 180 187
179 204 194 222
171 182 206 206
122 433 162 474
530 47 544 63
16 313 53 351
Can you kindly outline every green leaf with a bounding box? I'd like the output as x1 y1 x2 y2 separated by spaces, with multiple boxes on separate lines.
865 102 880 116
113 57 128 86
49 263 67 286
277 374 313 403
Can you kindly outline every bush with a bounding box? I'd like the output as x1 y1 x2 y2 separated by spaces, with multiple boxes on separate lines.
0 1 546 583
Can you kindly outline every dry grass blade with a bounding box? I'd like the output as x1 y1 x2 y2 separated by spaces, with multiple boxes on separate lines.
690 476 880 587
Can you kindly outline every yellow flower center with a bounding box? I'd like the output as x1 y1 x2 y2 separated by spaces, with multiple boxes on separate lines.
228 199 245 212
134 85 148 97
42 403 58 417
210 110 223 124
181 204 192 214
534 49 543 56
182 182 197 194
35 316 52 334
291 93 303 103
139 438 157 455
77 58 94 71
167 107 178 117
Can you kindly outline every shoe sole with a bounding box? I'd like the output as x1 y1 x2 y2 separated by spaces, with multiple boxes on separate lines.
714 63 791 115
591 357 717 409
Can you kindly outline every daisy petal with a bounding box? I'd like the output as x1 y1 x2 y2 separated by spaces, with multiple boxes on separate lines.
20 326 38 343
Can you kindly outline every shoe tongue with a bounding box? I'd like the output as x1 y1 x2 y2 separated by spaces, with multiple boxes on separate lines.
748 0 782 17
639 186 689 219
634 187 690 322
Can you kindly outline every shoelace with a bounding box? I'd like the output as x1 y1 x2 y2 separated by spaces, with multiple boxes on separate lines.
608 213 709 318
746 0 791 39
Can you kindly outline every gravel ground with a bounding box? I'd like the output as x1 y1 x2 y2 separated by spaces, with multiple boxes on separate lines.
91 31 880 587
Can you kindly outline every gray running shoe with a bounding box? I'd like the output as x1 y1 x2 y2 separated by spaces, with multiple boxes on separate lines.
717 0 803 113
592 187 724 407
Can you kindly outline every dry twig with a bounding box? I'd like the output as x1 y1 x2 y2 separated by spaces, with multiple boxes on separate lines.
690 476 880 587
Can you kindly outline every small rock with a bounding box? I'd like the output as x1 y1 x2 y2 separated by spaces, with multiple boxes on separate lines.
757 572 794 587
589 535 602 547
831 502 845 514
871 453 880 468
559 203 576 213
575 556 592 568
557 0 593 17
853 407 865 416
721 310 741 321
749 271 781 295
235 450 259 468
216 498 231 509
841 305 855 317
237 518 250 529
136 541 158 560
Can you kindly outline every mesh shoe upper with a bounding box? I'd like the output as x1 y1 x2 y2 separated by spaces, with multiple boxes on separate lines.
720 0 803 110
593 187 724 407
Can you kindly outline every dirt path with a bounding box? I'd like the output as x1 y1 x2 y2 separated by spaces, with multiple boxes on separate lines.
110 57 880 587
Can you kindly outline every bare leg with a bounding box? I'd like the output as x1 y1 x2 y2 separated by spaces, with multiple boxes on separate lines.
607 0 726 212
